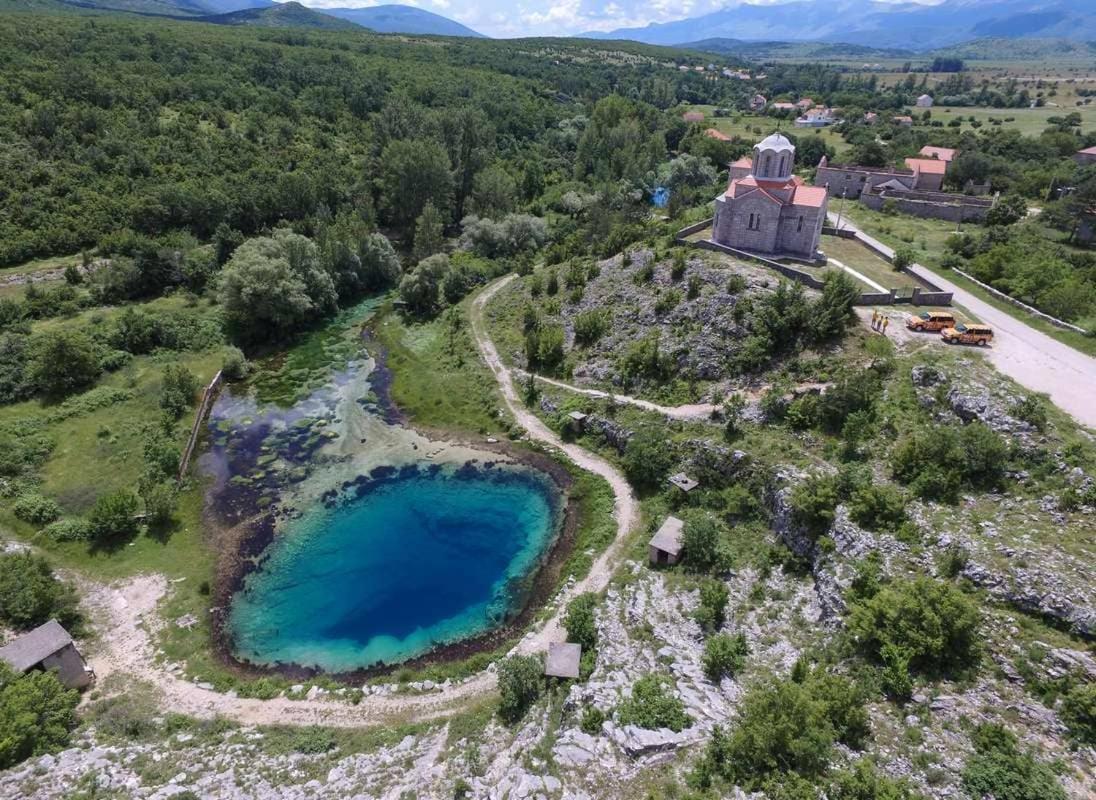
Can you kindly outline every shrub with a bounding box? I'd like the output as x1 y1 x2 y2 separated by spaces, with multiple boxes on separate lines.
12 494 61 526
682 514 726 573
687 274 702 300
42 518 92 542
621 429 674 489
702 633 749 681
890 423 1006 501
961 723 1066 800
892 247 915 271
828 760 922 800
726 274 747 294
847 485 907 532
580 705 606 735
1012 396 1047 433
616 674 690 732
791 473 840 538
670 250 686 281
653 289 682 316
160 363 199 419
497 655 543 723
87 490 140 540
0 553 81 631
0 663 80 769
221 346 250 381
26 328 101 398
573 309 609 347
1060 683 1096 745
563 593 599 652
846 577 980 675
695 578 729 632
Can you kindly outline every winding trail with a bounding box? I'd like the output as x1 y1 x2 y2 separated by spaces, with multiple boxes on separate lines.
514 369 718 421
84 275 640 727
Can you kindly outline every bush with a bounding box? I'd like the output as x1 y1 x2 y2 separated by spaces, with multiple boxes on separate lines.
26 328 101 398
0 552 81 631
221 346 250 381
497 655 543 723
847 484 907 532
846 577 980 675
1060 683 1096 745
0 663 80 769
1011 396 1047 433
573 309 609 347
616 674 690 732
160 363 199 419
695 578 729 632
682 513 727 573
87 490 140 540
580 705 606 735
791 473 840 538
12 493 61 526
621 429 675 489
42 518 92 542
890 423 1007 501
563 593 599 652
670 250 686 281
702 633 749 681
828 760 922 800
892 247 915 271
961 723 1066 800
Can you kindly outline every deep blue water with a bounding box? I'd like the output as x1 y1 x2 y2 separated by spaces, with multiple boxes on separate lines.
228 466 560 671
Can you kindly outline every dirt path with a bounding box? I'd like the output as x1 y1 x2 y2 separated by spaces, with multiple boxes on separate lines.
84 275 640 727
515 369 718 421
832 214 1096 430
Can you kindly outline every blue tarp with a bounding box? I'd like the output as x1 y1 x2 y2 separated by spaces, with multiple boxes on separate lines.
652 187 670 208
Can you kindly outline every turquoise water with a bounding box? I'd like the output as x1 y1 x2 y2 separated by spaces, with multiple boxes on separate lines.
228 466 560 671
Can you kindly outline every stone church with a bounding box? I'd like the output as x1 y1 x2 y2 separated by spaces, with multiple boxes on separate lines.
712 133 827 260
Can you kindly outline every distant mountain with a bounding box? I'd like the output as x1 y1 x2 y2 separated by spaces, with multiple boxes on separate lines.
198 1 356 29
198 0 273 12
324 4 484 37
682 37 912 60
53 0 211 16
582 0 1096 51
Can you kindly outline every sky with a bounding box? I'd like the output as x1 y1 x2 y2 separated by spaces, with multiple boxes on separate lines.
292 0 944 39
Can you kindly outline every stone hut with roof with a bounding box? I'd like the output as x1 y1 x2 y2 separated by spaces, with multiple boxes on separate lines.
0 619 92 689
711 132 828 260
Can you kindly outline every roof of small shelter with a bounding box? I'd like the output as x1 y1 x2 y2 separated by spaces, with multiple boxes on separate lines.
649 515 685 555
545 642 581 679
0 620 73 673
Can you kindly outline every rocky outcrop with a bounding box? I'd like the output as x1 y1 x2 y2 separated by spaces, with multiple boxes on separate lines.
961 561 1096 638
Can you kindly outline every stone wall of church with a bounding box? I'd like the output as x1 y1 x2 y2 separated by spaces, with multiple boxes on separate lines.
714 198 780 253
816 165 915 198
775 206 825 257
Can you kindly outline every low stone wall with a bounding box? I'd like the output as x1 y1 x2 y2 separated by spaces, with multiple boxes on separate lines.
861 192 991 223
674 218 715 239
952 267 1089 335
821 226 856 239
854 291 895 306
179 370 223 481
693 240 826 290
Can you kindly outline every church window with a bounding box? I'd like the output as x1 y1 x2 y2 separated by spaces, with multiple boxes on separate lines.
762 154 771 175
747 213 754 229
797 216 804 232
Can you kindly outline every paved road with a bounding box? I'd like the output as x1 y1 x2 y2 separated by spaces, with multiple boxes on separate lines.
830 214 1096 429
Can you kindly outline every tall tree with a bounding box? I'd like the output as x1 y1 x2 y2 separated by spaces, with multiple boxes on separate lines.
379 139 454 231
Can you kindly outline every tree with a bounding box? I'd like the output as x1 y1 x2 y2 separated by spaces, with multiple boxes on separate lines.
379 138 454 230
87 490 140 541
846 577 980 674
621 429 675 489
219 231 335 341
399 254 449 316
412 201 446 262
795 135 834 168
0 553 81 631
892 246 915 271
26 329 100 398
985 194 1028 227
682 513 726 572
160 363 199 419
696 578 729 631
471 164 518 218
356 233 402 292
702 633 749 681
563 593 599 652
1061 683 1096 745
722 393 747 440
0 663 80 769
497 655 543 723
850 140 889 168
810 272 859 342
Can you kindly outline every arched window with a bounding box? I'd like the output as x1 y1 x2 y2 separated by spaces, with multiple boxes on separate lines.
778 154 787 175
747 212 755 229
797 216 804 232
762 154 771 176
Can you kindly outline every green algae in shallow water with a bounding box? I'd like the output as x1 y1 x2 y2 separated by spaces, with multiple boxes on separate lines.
228 466 561 671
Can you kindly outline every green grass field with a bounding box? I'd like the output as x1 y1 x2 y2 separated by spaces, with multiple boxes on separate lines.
685 106 852 159
821 235 924 290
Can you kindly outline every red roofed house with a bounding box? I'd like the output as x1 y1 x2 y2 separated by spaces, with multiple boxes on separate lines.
919 145 958 165
712 133 827 260
796 98 814 110
683 111 705 123
1074 146 1096 166
893 115 913 126
749 94 767 111
705 128 731 142
771 102 797 111
904 157 948 192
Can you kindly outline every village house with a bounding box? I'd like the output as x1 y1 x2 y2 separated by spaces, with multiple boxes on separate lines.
649 516 684 566
864 112 879 124
771 101 797 112
894 115 914 127
712 132 828 260
749 94 767 111
1074 146 1096 166
795 107 836 128
796 98 814 110
705 128 731 142
919 145 958 166
0 619 93 689
682 110 705 123
915 94 934 108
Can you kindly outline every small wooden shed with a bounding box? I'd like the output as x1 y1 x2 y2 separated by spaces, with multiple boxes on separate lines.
545 642 582 679
567 411 588 433
0 620 92 689
649 515 685 566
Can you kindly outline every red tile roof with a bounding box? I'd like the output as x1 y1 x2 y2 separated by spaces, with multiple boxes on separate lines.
729 156 753 168
683 111 705 122
1078 146 1096 155
791 186 827 208
905 157 947 175
919 146 957 162
705 128 731 141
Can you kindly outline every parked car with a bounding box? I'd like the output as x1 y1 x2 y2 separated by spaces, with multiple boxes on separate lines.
941 323 994 346
906 311 956 332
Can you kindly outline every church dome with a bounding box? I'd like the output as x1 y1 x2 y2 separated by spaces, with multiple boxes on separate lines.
755 132 795 153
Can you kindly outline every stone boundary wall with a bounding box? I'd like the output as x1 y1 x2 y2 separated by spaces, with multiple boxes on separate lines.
821 226 856 239
178 369 223 482
691 239 827 290
952 267 1089 335
861 192 991 224
821 229 950 295
675 217 714 238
